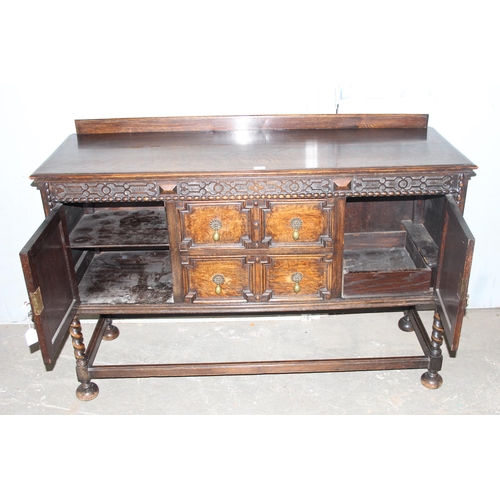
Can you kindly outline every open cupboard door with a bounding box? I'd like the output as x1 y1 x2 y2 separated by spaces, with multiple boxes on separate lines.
20 204 79 365
434 195 475 353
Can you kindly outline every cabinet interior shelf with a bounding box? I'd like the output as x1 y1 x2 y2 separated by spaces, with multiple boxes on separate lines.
68 205 169 248
78 250 174 305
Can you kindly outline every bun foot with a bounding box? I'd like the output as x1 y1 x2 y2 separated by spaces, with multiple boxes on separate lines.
103 322 119 341
76 382 99 401
398 314 414 332
421 371 443 389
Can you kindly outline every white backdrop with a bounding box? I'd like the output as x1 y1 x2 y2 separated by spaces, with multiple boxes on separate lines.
1 0 498 322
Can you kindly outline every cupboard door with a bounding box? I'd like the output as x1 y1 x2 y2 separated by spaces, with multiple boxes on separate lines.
434 195 475 352
19 205 79 365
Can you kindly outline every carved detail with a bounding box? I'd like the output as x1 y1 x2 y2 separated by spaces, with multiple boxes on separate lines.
176 178 334 198
42 182 55 212
42 172 468 207
69 315 99 401
421 311 444 389
49 181 159 203
70 316 87 362
349 174 459 196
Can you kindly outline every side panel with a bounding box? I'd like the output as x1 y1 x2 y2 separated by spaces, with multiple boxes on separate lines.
435 195 475 352
20 205 79 365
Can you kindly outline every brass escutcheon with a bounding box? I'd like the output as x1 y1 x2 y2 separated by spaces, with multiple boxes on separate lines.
290 217 303 240
210 218 222 242
212 274 225 295
291 272 303 293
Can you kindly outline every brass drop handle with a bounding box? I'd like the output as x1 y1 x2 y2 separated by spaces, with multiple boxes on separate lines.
212 274 225 295
291 272 303 293
290 218 303 241
210 218 222 242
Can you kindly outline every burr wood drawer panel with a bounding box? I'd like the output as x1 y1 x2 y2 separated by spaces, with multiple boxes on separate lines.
182 256 253 303
178 202 251 249
262 201 332 246
264 255 331 301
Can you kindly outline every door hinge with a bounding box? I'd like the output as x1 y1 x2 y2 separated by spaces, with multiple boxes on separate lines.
30 287 44 316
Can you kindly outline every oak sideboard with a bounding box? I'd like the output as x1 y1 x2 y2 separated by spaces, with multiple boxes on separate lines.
20 114 476 401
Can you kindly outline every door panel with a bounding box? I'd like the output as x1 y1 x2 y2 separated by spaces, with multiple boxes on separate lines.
435 195 475 352
19 205 79 365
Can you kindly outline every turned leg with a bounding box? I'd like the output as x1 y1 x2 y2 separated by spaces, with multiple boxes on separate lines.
421 311 444 389
70 315 99 401
102 317 120 341
398 310 414 332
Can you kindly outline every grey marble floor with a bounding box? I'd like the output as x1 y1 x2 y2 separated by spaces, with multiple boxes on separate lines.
1 308 499 415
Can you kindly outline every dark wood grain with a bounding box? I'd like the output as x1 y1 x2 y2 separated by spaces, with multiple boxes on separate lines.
345 198 414 233
435 195 475 352
75 114 429 134
343 269 433 296
88 355 430 379
402 220 438 267
31 127 475 180
19 205 79 364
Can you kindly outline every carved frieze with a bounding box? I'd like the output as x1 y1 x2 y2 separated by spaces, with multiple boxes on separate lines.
42 172 469 208
350 174 458 195
49 181 159 203
175 178 334 198
44 178 336 205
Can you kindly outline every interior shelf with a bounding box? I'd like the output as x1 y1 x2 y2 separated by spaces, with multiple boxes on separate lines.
69 207 169 248
79 250 174 305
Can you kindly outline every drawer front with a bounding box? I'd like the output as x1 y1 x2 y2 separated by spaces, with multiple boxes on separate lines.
343 269 432 297
178 202 251 249
183 257 252 302
264 256 330 301
263 201 331 246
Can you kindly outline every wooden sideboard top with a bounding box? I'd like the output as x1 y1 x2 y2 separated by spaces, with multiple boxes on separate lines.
31 114 476 180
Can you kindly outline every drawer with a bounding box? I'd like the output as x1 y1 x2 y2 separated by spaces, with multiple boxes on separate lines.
263 201 332 246
178 202 251 249
342 268 432 296
264 255 330 301
182 256 253 303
